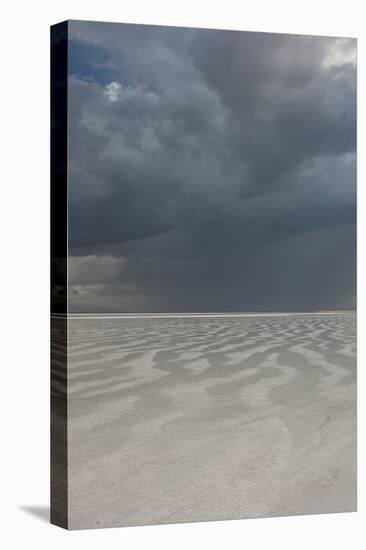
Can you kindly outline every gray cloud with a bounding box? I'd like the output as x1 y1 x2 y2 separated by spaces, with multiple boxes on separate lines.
67 21 356 312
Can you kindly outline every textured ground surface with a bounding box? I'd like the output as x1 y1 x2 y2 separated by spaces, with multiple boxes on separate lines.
67 313 356 529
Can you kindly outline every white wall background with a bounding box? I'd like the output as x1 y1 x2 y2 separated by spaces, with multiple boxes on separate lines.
0 1 364 548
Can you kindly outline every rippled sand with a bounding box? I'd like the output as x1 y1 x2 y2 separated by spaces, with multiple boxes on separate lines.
66 313 356 529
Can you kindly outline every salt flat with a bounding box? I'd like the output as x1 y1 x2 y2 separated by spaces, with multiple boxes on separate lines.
66 313 356 529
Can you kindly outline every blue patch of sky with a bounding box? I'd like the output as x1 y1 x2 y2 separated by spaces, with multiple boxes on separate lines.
68 39 131 87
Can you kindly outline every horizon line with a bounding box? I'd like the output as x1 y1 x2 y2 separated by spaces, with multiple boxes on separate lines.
52 310 356 319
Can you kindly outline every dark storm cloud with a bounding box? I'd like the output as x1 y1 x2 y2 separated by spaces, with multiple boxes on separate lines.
191 31 356 188
67 21 356 312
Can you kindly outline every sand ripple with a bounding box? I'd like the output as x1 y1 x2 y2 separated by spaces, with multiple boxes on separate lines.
65 313 356 529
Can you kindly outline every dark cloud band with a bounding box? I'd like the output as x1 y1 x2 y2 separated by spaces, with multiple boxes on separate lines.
67 22 356 312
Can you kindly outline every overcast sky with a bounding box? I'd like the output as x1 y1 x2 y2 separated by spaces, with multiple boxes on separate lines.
67 21 356 313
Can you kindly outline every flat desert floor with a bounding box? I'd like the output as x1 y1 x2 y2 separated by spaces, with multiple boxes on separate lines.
67 313 356 529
